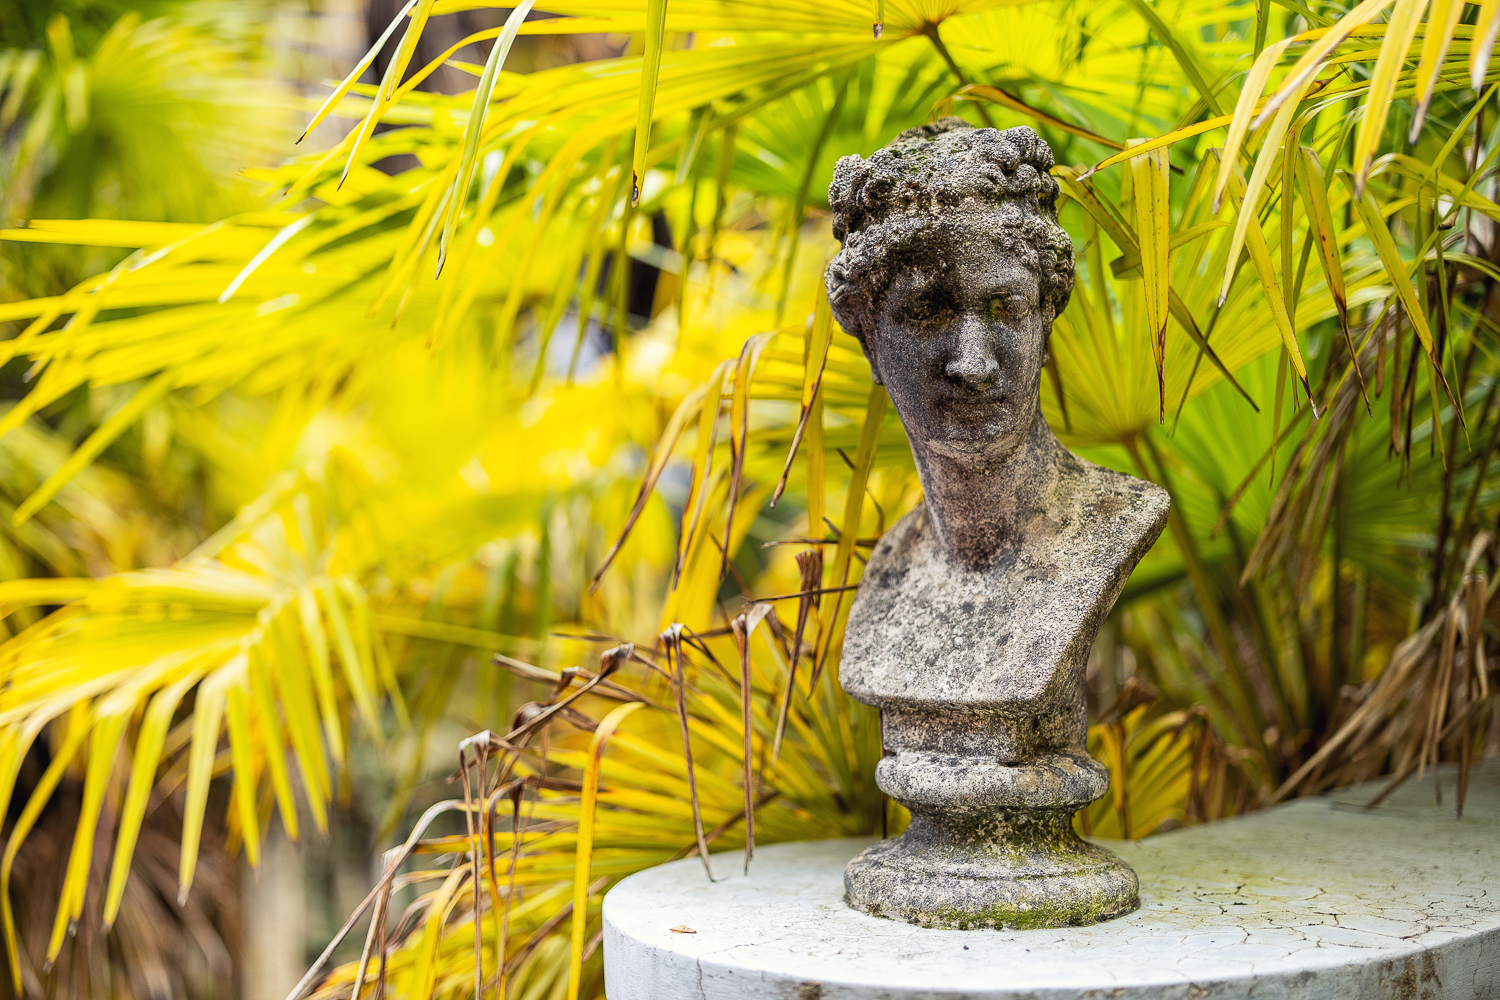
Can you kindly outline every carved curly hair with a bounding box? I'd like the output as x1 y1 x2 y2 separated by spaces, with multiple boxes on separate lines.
825 118 1075 347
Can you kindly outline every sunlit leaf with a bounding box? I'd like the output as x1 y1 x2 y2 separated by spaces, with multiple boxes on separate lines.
1129 141 1171 419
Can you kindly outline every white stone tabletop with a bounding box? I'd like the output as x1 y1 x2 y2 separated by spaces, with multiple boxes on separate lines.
603 759 1500 998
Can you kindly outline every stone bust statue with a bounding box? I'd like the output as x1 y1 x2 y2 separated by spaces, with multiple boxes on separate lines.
826 118 1170 929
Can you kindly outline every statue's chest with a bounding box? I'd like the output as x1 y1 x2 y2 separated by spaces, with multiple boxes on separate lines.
840 512 1117 708
865 544 1080 636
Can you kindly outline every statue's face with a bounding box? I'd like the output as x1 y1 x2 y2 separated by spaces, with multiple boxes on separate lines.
868 214 1051 461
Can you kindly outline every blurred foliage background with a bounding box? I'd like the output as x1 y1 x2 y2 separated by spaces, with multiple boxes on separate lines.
0 0 1498 997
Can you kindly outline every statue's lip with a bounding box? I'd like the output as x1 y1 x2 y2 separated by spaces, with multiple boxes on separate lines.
937 393 1008 412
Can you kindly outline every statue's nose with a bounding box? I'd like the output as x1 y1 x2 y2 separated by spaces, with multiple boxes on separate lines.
943 319 1001 393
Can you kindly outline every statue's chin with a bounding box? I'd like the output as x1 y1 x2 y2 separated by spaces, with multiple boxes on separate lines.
925 435 1014 460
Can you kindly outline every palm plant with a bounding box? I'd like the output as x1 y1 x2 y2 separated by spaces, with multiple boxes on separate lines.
0 7 287 302
0 0 1497 996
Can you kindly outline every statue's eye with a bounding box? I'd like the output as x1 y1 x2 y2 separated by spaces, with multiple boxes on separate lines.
990 293 1030 320
897 296 954 331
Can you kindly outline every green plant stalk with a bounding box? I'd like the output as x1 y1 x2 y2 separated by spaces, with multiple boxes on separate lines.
1128 435 1269 759
922 23 995 127
777 70 852 324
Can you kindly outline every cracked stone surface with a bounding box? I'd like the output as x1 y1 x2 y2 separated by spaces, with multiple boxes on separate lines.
603 759 1500 998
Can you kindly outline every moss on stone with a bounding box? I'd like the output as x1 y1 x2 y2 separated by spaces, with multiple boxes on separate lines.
908 888 1135 931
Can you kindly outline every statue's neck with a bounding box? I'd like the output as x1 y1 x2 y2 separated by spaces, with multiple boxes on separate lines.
909 412 1061 570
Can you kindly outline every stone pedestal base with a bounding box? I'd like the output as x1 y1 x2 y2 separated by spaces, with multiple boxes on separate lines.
848 749 1133 929
844 810 1137 929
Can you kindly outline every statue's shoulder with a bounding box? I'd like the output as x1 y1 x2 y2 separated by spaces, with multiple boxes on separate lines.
1052 448 1170 559
857 502 933 590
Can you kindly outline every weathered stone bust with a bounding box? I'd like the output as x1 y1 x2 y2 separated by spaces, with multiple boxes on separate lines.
827 118 1170 929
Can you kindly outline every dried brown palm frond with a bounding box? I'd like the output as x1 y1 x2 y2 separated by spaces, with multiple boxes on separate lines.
1081 679 1263 841
1271 533 1497 811
1 784 240 1000
288 612 882 1000
1243 254 1500 598
1240 310 1391 593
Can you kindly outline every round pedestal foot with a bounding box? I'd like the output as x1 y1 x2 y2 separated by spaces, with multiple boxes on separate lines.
844 811 1139 930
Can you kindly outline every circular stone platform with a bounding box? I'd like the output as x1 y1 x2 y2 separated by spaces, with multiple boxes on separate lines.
603 760 1500 999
